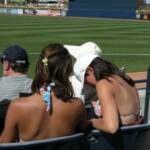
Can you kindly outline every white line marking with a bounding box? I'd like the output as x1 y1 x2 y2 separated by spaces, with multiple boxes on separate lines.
29 53 40 55
103 53 150 56
28 52 150 56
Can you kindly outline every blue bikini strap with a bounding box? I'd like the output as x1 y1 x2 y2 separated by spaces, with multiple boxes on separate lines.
43 83 55 111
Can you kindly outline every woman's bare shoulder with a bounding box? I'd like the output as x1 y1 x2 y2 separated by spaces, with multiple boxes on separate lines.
71 97 84 107
10 94 36 109
96 79 115 98
5 98 29 118
97 79 113 90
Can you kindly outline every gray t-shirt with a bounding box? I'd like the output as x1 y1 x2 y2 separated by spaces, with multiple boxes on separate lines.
0 75 32 101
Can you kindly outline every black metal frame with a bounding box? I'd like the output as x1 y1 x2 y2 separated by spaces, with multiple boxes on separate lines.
144 66 150 123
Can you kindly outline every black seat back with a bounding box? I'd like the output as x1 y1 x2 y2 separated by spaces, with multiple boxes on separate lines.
0 99 11 134
89 124 150 150
0 133 88 150
144 66 150 123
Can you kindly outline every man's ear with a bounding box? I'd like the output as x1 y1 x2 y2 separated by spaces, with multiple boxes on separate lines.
4 61 10 71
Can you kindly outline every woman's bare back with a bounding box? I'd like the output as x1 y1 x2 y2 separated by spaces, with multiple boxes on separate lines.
1 93 87 142
97 75 140 125
109 75 140 116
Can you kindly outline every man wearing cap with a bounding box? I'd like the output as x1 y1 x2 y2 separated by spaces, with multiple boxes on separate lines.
0 45 32 101
0 45 32 133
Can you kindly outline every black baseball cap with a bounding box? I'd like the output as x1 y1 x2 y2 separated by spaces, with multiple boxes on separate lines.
0 45 29 65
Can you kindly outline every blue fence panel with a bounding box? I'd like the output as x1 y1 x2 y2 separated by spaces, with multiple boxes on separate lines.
67 0 136 19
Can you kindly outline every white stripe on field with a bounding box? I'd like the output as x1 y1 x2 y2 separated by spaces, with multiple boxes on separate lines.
29 52 40 55
103 53 150 56
28 52 150 56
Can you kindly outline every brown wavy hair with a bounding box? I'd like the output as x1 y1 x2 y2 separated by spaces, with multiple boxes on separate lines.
89 57 135 86
31 43 74 101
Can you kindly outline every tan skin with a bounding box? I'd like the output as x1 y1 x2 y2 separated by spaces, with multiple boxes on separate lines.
85 67 140 133
0 91 88 143
3 60 24 77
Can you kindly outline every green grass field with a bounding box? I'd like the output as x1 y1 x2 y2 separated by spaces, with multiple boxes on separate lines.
0 14 150 78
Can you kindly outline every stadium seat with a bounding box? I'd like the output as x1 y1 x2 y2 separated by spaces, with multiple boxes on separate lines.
0 99 11 134
1 124 150 150
0 133 88 150
85 105 96 120
89 124 150 150
19 93 33 97
135 124 150 150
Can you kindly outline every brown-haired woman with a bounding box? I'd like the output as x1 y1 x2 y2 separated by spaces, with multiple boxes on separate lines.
0 43 88 143
74 54 142 134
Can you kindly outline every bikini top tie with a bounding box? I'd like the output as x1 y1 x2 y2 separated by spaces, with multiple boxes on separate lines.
42 83 55 111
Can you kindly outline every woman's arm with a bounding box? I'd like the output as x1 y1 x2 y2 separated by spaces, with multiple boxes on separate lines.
0 100 18 143
91 80 119 134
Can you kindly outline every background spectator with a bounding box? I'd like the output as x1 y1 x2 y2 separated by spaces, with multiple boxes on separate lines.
0 45 32 134
0 45 32 101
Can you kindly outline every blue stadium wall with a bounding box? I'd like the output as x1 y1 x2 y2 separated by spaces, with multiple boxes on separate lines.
67 0 136 19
